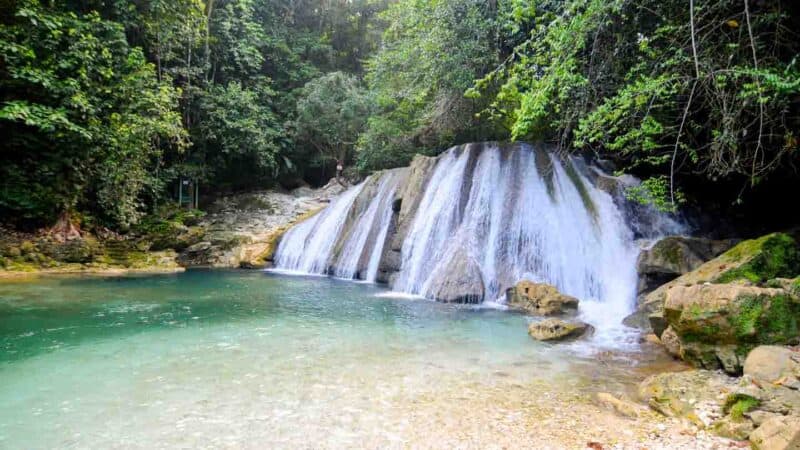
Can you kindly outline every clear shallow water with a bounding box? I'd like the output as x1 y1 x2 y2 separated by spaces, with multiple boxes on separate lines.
0 271 674 449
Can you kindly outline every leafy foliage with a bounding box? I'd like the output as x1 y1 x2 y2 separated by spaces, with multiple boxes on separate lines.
474 0 800 208
0 0 186 227
295 72 373 168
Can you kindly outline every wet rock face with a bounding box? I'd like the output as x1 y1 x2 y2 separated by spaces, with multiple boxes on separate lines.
506 281 579 316
528 318 593 341
662 283 800 374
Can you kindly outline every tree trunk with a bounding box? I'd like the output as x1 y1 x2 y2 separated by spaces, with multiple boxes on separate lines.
49 210 82 243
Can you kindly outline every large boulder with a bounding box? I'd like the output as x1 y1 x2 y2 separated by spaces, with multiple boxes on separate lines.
528 318 593 341
506 281 579 316
662 284 800 373
749 415 800 450
637 236 737 295
425 247 485 303
744 346 800 388
636 232 800 335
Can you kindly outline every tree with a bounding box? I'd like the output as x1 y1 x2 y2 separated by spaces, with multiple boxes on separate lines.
0 1 186 228
474 0 800 211
356 0 502 172
295 71 373 171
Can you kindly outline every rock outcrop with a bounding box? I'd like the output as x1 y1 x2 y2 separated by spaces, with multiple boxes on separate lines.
640 346 800 447
528 318 593 341
635 232 800 337
660 283 799 373
177 187 333 268
636 236 737 294
506 281 579 316
624 235 737 328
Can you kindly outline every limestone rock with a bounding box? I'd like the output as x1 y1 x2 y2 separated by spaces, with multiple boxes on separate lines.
631 232 800 333
660 326 682 357
506 281 579 316
637 236 736 295
638 370 738 426
177 187 331 268
528 318 592 341
713 415 755 441
749 415 800 450
661 283 800 373
426 248 484 303
744 346 800 386
595 392 643 418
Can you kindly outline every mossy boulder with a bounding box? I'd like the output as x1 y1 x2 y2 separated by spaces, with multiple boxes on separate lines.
637 232 800 335
662 284 800 373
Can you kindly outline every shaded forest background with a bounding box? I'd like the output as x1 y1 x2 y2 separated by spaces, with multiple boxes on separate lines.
1 0 798 233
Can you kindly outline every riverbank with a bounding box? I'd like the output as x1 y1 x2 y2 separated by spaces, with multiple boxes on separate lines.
0 180 345 278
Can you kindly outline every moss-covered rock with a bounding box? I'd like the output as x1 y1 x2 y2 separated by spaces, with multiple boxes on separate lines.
662 284 800 373
637 232 800 335
716 233 800 284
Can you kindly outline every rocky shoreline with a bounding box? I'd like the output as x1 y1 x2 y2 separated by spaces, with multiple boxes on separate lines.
0 180 345 277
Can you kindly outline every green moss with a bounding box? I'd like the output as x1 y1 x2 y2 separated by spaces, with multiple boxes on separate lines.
716 233 800 284
730 294 800 344
659 241 684 267
725 396 759 421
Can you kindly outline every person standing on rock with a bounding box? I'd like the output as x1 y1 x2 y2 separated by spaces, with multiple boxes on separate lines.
336 159 345 186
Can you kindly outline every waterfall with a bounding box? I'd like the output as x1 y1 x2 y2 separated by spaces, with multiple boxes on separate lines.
272 142 679 331
274 170 401 280
393 144 641 324
333 172 400 281
273 183 365 274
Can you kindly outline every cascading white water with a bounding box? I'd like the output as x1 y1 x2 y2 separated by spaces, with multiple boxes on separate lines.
274 170 401 281
333 172 400 281
273 183 365 274
273 142 679 336
394 144 641 329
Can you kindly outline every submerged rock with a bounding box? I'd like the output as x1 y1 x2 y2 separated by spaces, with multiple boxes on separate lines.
528 318 592 341
506 281 579 316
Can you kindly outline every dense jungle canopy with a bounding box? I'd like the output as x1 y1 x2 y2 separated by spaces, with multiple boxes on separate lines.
1 0 798 230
